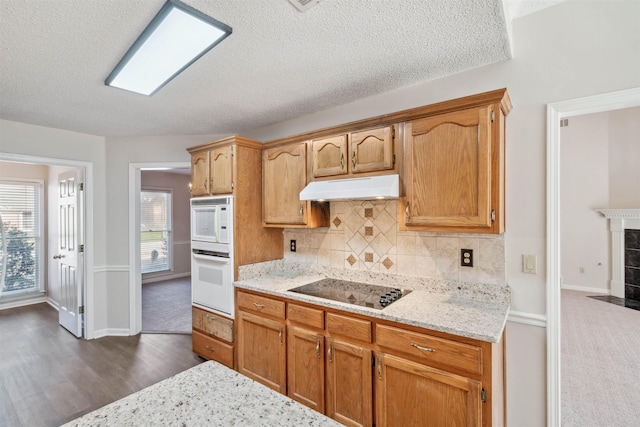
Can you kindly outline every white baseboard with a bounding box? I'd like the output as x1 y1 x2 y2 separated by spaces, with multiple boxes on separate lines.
0 295 48 310
142 272 190 285
93 328 131 339
508 310 547 327
561 284 610 294
46 298 60 311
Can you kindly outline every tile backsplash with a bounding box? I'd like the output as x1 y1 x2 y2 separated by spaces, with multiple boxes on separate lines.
284 200 506 286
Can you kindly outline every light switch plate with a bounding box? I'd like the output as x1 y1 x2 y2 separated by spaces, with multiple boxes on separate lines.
522 254 537 274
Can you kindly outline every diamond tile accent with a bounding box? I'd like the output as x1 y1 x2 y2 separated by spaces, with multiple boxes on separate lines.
365 226 373 236
382 257 394 269
347 254 357 266
365 252 373 262
364 208 374 218
333 216 342 227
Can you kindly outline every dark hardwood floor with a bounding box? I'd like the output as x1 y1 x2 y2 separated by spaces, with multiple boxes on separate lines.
0 303 203 427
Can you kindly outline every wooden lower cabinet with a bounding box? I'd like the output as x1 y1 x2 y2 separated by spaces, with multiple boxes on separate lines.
236 310 287 394
375 353 482 427
192 306 235 369
326 338 372 427
235 291 504 427
287 326 325 412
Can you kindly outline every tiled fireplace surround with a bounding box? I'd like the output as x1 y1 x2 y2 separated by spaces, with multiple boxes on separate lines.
283 200 506 286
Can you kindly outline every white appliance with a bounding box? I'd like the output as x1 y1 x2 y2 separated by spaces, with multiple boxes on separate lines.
190 196 234 317
299 174 400 201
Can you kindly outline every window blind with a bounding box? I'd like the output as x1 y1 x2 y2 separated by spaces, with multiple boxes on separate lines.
0 181 42 294
140 190 172 274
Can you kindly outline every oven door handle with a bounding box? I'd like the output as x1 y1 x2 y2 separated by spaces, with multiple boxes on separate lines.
192 253 231 264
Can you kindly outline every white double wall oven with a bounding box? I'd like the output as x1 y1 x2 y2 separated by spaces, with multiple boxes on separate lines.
190 196 234 318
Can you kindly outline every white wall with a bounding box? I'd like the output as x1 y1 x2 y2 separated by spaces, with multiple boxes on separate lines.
0 122 108 334
609 107 640 208
103 134 223 330
243 2 640 425
560 113 610 292
140 170 192 282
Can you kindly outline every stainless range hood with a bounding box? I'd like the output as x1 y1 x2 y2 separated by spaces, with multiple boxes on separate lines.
299 174 399 201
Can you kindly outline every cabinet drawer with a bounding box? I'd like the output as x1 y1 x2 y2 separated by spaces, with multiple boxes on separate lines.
192 307 234 342
326 312 372 343
237 291 285 319
376 324 483 375
192 330 234 369
287 303 324 329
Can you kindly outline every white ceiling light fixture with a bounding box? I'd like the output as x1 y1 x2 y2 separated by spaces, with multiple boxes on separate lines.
105 0 232 96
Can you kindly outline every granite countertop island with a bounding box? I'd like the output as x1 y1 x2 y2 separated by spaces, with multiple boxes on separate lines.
236 261 510 343
62 361 341 427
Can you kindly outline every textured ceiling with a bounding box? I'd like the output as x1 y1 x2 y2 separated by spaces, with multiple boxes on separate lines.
0 0 561 138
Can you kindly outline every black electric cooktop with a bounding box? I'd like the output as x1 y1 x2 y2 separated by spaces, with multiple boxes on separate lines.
288 278 411 310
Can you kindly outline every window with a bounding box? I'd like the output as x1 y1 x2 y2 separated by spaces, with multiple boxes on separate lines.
140 190 172 274
0 180 44 296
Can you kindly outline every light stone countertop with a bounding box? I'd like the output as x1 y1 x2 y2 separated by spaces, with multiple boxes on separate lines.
235 261 510 343
62 361 341 427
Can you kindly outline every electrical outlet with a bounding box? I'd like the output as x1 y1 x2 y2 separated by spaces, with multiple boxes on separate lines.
460 249 473 267
290 239 297 252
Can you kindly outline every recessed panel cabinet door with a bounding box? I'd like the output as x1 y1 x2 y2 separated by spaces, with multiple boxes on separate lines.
404 107 492 228
326 338 372 427
287 327 325 413
210 146 233 194
375 353 482 427
191 151 210 196
263 143 307 225
237 311 287 393
312 135 348 177
349 125 394 173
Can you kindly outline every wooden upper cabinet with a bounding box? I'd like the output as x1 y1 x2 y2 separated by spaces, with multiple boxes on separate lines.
263 143 329 228
402 106 496 232
349 125 394 174
210 145 233 194
312 135 348 178
375 353 482 427
191 151 210 197
263 143 307 225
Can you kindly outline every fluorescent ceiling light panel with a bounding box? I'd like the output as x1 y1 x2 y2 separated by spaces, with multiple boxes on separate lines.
105 0 232 96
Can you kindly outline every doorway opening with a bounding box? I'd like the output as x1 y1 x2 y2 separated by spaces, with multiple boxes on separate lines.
128 162 191 335
0 152 93 339
546 87 640 426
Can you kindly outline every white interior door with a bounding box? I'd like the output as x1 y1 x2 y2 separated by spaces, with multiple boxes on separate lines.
57 169 83 337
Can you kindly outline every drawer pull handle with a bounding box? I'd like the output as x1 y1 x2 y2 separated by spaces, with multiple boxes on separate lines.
205 314 218 321
279 328 283 345
352 151 356 169
411 343 436 353
377 356 382 380
340 153 344 171
253 303 265 309
316 337 321 358
205 345 215 353
328 343 333 363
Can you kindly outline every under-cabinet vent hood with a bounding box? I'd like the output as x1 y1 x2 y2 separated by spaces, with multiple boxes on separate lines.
299 174 399 201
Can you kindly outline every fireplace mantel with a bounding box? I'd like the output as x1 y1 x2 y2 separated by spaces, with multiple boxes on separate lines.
597 209 640 298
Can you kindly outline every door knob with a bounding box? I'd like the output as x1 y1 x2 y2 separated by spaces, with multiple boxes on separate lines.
53 254 65 259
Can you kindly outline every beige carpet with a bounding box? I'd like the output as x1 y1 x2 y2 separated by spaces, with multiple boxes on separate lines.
562 290 640 426
142 277 191 334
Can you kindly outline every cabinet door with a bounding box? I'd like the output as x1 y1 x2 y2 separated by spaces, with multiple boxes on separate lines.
326 338 372 427
375 353 482 427
404 107 492 228
349 126 394 173
191 151 210 196
263 143 307 225
312 135 348 177
210 146 233 194
237 311 287 393
287 326 325 413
